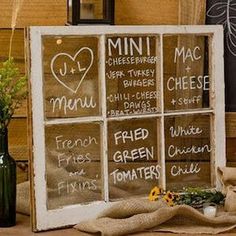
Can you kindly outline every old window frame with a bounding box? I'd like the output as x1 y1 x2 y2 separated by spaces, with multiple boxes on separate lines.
28 25 225 231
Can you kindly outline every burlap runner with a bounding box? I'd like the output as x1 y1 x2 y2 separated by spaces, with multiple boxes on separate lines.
16 166 236 234
224 186 236 212
17 181 30 215
218 167 236 212
74 198 236 235
218 167 236 194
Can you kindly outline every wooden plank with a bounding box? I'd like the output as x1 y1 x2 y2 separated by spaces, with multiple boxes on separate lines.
116 0 205 25
115 0 179 25
8 118 28 161
0 0 67 28
226 112 236 138
0 0 206 28
0 29 25 72
179 0 206 25
225 113 236 163
226 138 236 162
227 162 236 167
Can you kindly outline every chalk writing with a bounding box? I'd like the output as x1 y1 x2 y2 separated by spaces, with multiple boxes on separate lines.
123 79 155 88
106 70 125 79
69 169 86 177
110 165 161 184
165 115 211 183
50 96 96 114
114 128 149 145
174 46 201 63
166 75 209 91
113 146 154 163
108 37 151 56
108 107 158 117
106 36 159 116
50 47 94 94
170 95 202 106
170 125 203 138
168 144 211 158
45 123 101 202
171 163 201 177
106 56 158 66
57 152 91 168
55 135 98 149
127 69 155 78
57 179 97 195
109 119 160 191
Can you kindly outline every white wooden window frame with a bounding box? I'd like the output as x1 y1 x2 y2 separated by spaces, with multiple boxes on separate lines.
29 25 225 231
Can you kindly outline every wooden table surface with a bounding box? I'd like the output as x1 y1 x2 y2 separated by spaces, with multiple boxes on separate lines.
1 214 236 236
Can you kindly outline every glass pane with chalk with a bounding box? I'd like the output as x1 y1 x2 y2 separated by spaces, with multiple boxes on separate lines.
44 122 103 210
163 35 210 112
42 36 101 119
107 117 161 200
105 35 161 117
164 114 212 191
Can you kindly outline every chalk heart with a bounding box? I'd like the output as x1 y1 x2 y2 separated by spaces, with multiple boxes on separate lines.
50 47 94 94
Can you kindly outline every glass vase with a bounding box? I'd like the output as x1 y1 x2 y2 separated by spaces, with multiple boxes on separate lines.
0 128 16 227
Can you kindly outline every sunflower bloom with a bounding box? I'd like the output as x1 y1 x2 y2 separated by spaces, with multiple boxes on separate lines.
149 186 162 201
163 192 175 207
166 191 175 200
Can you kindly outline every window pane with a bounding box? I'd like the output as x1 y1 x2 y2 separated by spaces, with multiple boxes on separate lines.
163 35 210 112
165 114 212 190
42 36 100 119
80 0 104 19
108 118 161 200
105 35 161 117
45 122 102 210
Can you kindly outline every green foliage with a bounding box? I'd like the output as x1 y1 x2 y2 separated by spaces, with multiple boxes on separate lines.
0 58 27 130
176 187 225 208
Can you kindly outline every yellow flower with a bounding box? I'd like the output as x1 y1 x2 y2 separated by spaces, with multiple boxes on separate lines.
162 195 175 206
162 191 177 207
173 193 180 201
166 191 175 200
149 186 162 201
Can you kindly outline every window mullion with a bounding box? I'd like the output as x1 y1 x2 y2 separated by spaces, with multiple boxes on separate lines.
159 33 166 190
100 35 109 202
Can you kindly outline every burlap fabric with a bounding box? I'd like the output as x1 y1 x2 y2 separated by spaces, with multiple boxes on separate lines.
17 166 236 234
74 198 236 235
218 167 236 212
224 186 236 212
17 181 30 215
218 167 236 194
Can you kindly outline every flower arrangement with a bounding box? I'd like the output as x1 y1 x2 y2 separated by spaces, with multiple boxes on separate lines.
149 187 179 206
0 58 27 131
149 186 225 208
